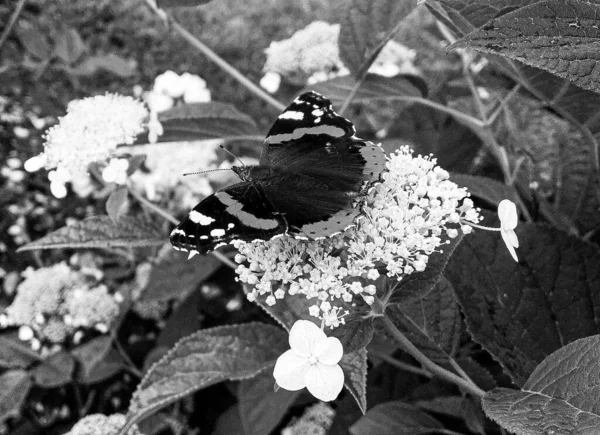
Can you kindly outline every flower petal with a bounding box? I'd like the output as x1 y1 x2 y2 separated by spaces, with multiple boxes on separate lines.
498 199 518 230
501 229 519 262
305 363 344 402
314 336 343 365
273 349 309 391
289 320 326 358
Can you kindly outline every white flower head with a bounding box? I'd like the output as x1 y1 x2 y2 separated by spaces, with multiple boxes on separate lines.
273 320 344 402
42 94 148 179
498 199 519 262
102 158 130 185
260 71 282 94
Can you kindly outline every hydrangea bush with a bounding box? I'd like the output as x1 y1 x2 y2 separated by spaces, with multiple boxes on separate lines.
2 1 600 434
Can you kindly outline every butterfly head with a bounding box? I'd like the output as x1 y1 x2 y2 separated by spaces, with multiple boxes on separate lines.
231 165 252 181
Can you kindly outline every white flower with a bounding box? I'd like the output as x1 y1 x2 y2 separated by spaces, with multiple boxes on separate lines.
42 94 147 179
181 73 211 103
260 71 281 94
145 90 174 113
102 158 130 185
24 155 45 172
498 199 519 262
154 70 186 99
273 320 344 402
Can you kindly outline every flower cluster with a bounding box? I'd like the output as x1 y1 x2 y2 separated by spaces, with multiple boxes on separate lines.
144 70 211 113
281 401 336 435
65 413 140 435
1 262 122 353
261 21 419 92
234 147 481 328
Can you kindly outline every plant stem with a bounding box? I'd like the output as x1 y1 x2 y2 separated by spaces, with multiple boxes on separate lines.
380 314 485 398
0 0 27 53
369 350 431 378
143 0 285 112
127 185 237 269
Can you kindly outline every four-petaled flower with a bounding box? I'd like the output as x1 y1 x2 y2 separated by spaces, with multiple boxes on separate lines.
273 320 344 402
498 199 519 262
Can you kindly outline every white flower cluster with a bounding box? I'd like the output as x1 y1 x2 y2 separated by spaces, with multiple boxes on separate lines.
144 70 211 113
65 413 140 435
234 147 480 328
261 21 419 92
1 262 122 353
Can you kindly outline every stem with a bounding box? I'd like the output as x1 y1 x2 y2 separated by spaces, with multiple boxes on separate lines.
0 0 27 53
112 332 143 379
143 0 285 112
127 186 237 269
339 78 364 116
370 350 431 378
380 314 485 398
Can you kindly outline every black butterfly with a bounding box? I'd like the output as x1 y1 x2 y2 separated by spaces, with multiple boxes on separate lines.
170 91 386 256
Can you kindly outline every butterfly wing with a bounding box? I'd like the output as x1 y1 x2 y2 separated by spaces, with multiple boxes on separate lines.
170 182 287 254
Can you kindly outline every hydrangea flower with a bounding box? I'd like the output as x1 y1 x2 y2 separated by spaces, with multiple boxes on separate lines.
234 147 481 328
102 158 130 185
65 413 140 435
273 320 344 402
498 199 519 262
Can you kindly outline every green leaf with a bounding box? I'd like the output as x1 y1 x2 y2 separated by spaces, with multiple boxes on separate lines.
446 223 600 385
31 351 75 388
238 370 299 435
350 401 444 435
106 187 129 224
0 370 31 424
329 316 374 354
391 232 464 303
308 73 427 109
138 244 222 303
53 27 86 64
340 348 368 414
450 174 521 208
17 216 164 251
483 334 600 434
338 0 418 77
126 323 288 424
16 23 52 60
71 54 137 78
385 277 461 366
451 0 600 94
156 288 202 348
152 102 259 142
72 336 122 384
0 332 41 369
157 0 213 7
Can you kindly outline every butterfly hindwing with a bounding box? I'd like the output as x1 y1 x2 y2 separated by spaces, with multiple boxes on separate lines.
170 182 287 254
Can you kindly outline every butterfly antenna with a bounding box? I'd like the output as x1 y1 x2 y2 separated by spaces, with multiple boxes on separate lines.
183 168 232 176
219 144 246 167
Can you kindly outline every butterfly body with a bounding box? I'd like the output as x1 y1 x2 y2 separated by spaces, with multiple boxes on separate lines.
170 91 386 255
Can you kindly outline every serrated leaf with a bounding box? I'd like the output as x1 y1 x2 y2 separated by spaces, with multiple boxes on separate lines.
31 351 75 388
446 223 600 385
0 332 41 369
150 102 259 143
0 370 31 424
391 232 464 303
340 348 368 414
339 0 418 77
451 0 600 94
329 316 374 354
126 323 288 424
157 0 212 7
350 401 444 435
450 174 520 208
238 370 299 435
106 187 129 224
483 334 600 435
17 216 164 251
384 277 461 365
308 73 427 109
456 356 497 391
139 244 222 303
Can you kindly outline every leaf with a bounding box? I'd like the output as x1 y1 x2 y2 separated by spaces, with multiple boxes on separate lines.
71 54 137 77
16 23 52 60
72 336 122 384
0 332 41 369
156 288 202 348
329 316 374 354
17 216 164 251
391 232 464 303
340 348 368 414
152 102 259 142
445 223 600 385
338 0 418 77
126 323 288 424
308 73 427 109
482 334 600 434
139 244 222 303
238 370 300 435
106 187 129 224
157 0 213 7
31 351 75 388
53 27 86 64
383 277 461 366
0 370 31 424
451 0 600 94
350 401 444 435
450 174 521 208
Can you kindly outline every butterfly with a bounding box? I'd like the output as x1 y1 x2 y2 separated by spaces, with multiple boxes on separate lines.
170 91 386 257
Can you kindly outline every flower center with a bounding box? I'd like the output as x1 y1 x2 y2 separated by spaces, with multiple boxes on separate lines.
307 355 318 365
